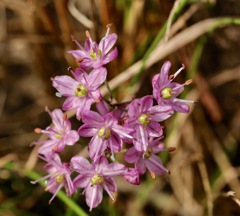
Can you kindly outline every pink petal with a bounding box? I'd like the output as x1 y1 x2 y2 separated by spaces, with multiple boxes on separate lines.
86 185 103 211
65 130 79 145
99 34 117 54
71 156 93 173
124 147 139 163
62 96 80 110
101 48 118 65
87 67 107 89
52 76 78 96
78 124 98 137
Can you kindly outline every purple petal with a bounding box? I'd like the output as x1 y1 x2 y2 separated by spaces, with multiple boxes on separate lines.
101 162 126 177
64 130 79 145
136 159 147 175
112 124 133 139
127 99 140 117
145 154 168 175
64 174 76 196
71 156 94 173
76 97 93 119
73 174 91 188
124 147 139 163
87 67 107 89
123 168 140 185
50 109 64 129
101 48 118 65
147 122 163 137
135 125 149 152
140 96 153 112
67 50 86 60
72 69 88 86
99 34 117 54
103 178 117 193
62 96 80 110
89 136 107 162
149 105 173 122
78 124 98 137
86 185 103 211
96 100 110 116
82 110 104 126
159 61 171 87
52 76 78 96
171 100 190 113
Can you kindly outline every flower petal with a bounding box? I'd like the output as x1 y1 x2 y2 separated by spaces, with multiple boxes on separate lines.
87 67 107 89
124 147 139 163
71 156 94 173
86 185 103 211
99 33 117 54
52 76 78 96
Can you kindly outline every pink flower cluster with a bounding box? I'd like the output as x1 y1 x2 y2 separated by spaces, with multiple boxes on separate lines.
31 26 193 211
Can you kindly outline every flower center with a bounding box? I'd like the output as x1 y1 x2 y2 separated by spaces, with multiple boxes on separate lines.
91 174 104 185
138 114 150 126
56 175 64 184
90 49 102 60
97 126 111 139
161 87 173 99
143 147 152 158
54 130 63 139
55 134 62 139
75 84 87 97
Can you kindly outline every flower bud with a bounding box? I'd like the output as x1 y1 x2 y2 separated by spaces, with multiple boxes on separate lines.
123 168 140 185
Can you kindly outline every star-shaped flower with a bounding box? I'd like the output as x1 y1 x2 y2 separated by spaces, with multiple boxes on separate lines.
52 67 107 119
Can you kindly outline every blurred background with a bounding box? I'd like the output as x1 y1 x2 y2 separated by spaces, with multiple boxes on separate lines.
0 0 240 215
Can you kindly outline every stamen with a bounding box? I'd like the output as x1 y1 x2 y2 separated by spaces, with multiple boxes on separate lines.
167 147 176 152
67 67 73 72
95 98 100 103
55 92 62 98
63 114 67 120
150 172 156 179
77 58 83 63
85 30 91 38
110 155 115 162
105 23 112 36
170 64 185 80
34 128 42 134
185 79 192 85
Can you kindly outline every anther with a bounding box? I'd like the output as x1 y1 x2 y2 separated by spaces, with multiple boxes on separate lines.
150 172 156 179
85 30 91 38
67 67 73 72
167 147 176 152
63 114 67 120
34 128 42 134
169 74 174 80
185 79 192 85
77 58 83 63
